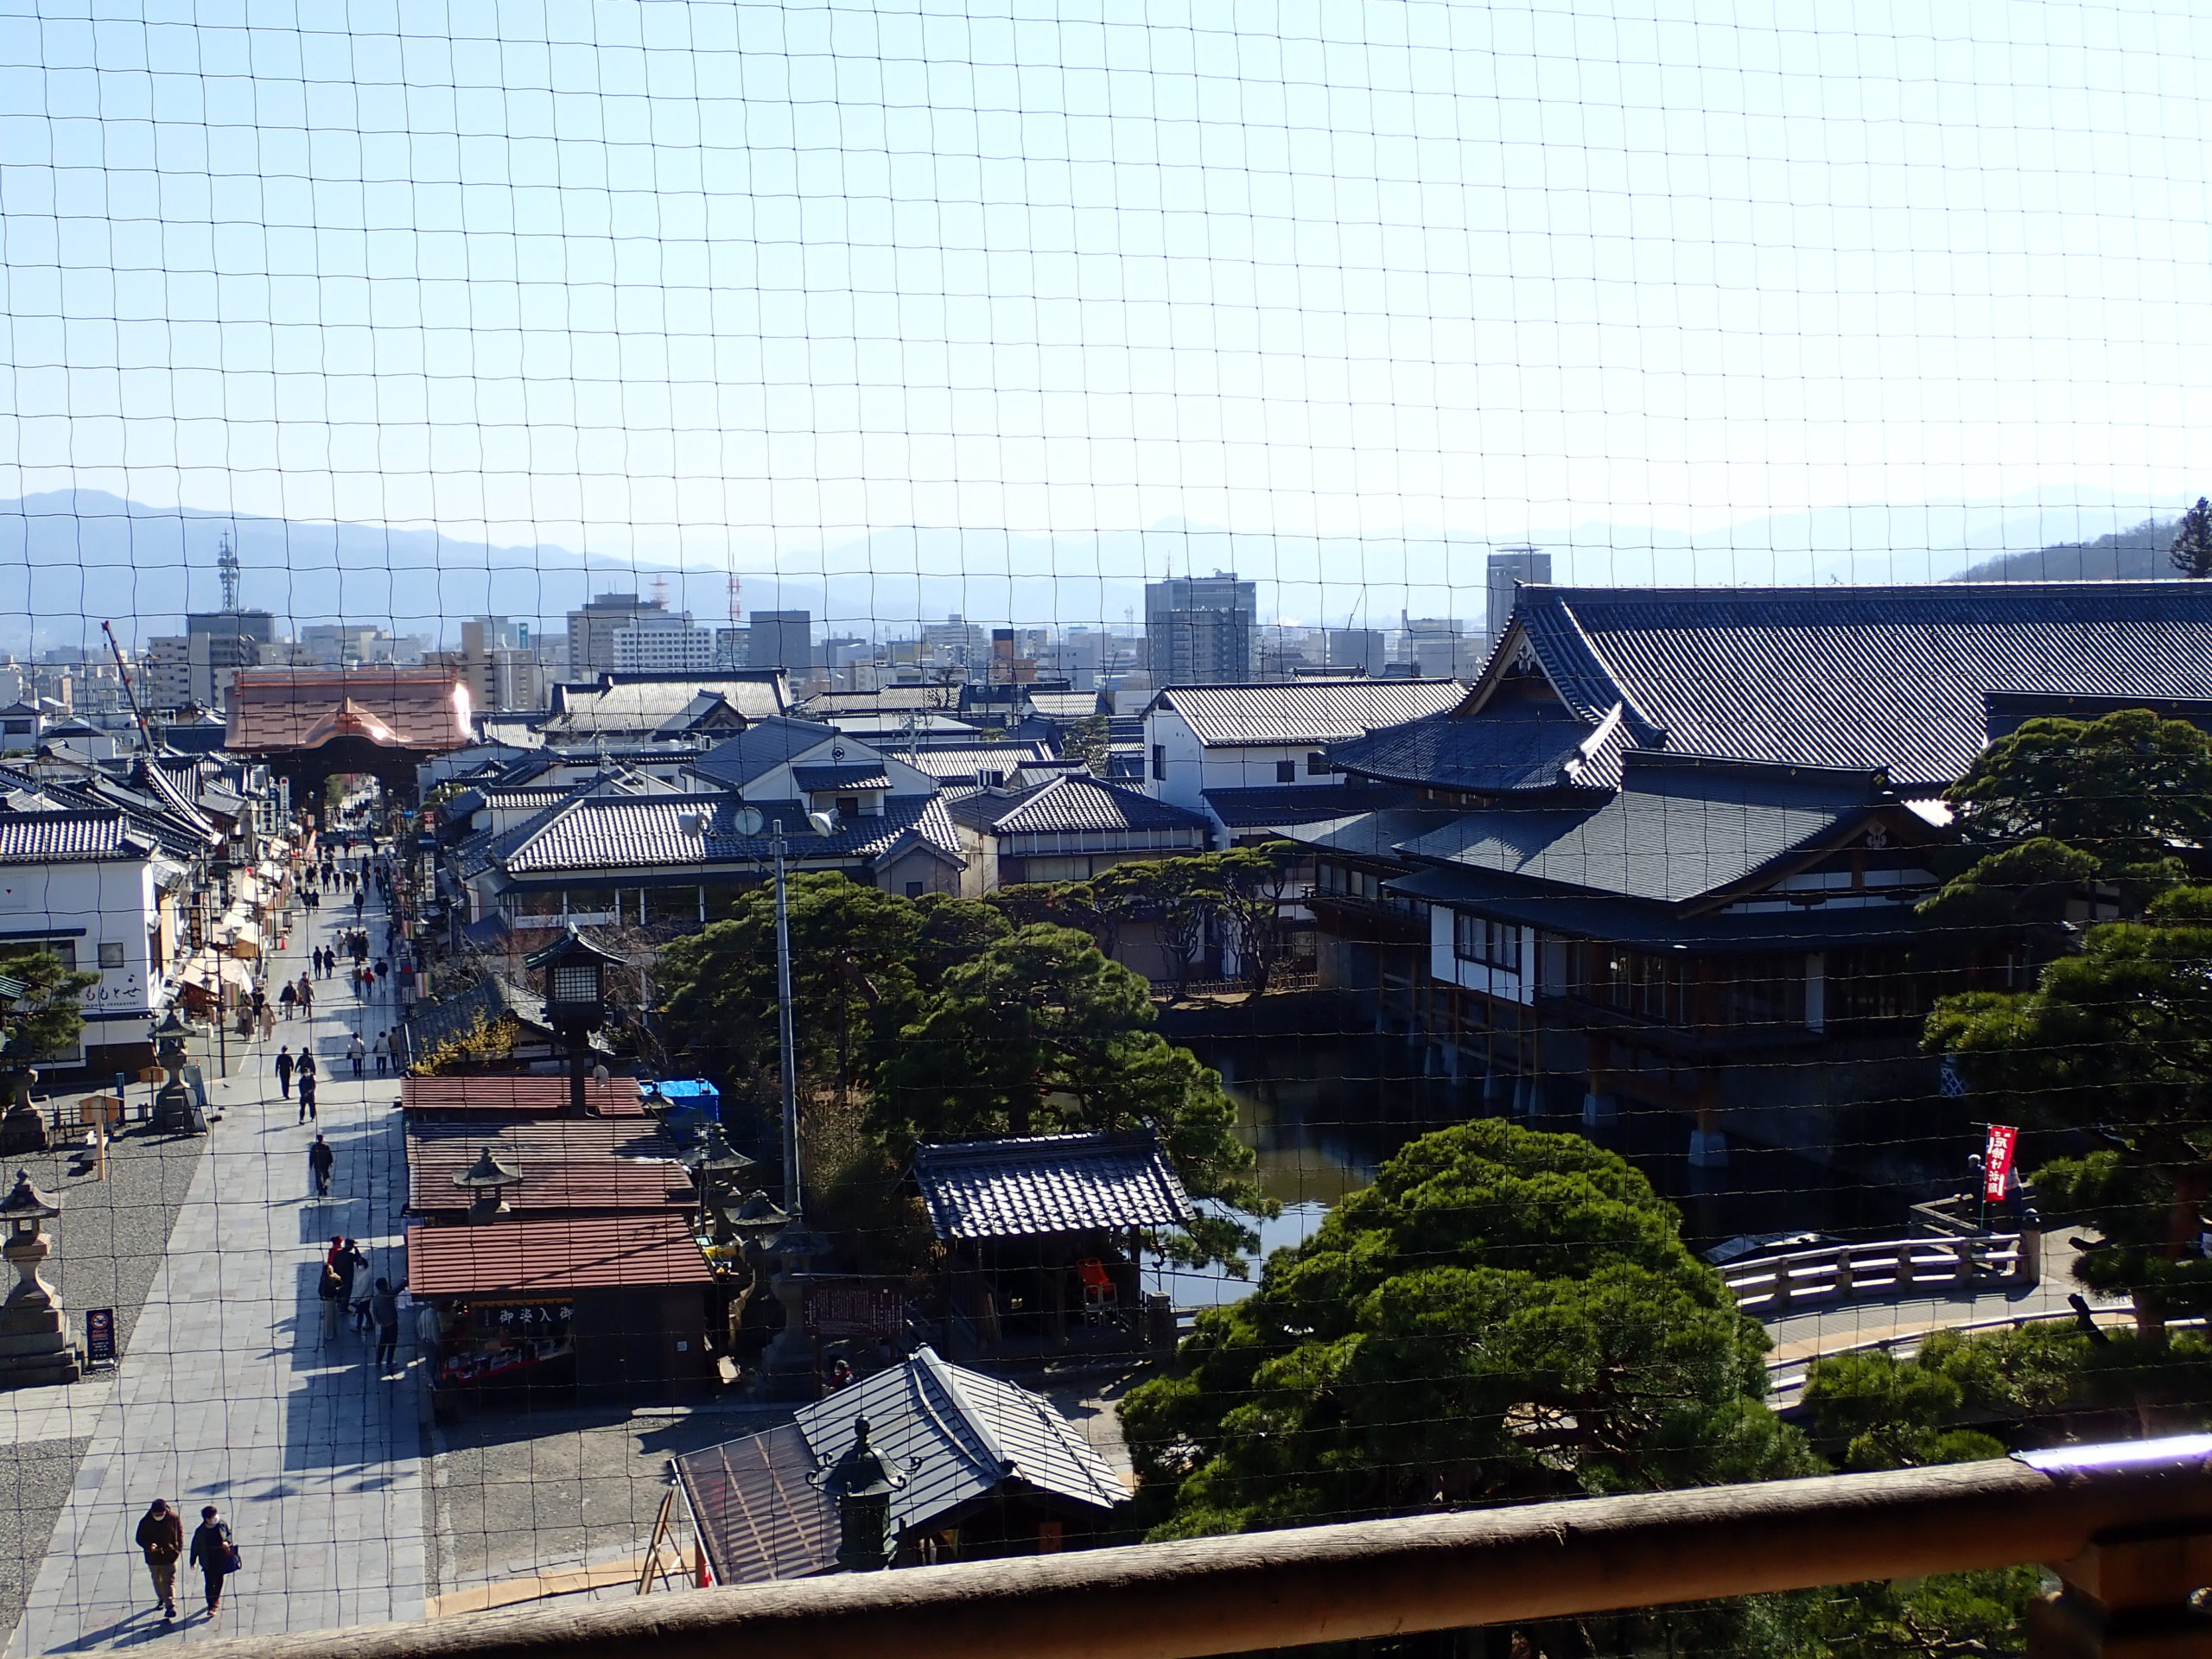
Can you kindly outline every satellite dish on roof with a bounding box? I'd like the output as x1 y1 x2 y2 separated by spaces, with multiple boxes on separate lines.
733 805 764 836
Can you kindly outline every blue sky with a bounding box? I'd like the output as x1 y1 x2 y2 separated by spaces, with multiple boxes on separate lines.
0 0 2207 611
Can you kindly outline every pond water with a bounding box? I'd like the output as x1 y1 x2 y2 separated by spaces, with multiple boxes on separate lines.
1148 1032 1907 1310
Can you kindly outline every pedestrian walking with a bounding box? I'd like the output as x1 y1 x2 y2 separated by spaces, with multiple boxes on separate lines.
349 1245 375 1332
277 981 296 1020
258 1002 276 1043
296 975 315 1017
372 1031 389 1077
350 965 364 1000
297 1066 318 1123
135 1498 182 1620
188 1506 236 1617
372 1276 406 1372
274 1046 294 1099
308 1133 334 1197
346 1033 365 1077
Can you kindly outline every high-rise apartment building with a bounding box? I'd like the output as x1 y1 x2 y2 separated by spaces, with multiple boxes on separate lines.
1486 548 1552 642
1145 573 1255 684
567 593 667 677
612 612 716 671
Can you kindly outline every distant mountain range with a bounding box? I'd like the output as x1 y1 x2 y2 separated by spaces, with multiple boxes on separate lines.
0 488 2191 655
1950 516 2180 582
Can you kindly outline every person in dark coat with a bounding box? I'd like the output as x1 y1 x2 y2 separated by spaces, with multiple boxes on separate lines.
274 1046 293 1099
371 1277 406 1372
308 1135 334 1198
296 1066 318 1124
188 1505 233 1616
135 1497 182 1619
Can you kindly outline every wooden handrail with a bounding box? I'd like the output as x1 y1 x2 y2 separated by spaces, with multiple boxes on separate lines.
182 1446 2212 1659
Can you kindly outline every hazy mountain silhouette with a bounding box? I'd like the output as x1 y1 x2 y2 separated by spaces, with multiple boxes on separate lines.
1949 516 2180 582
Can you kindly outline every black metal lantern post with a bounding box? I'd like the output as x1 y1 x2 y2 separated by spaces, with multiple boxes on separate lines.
526 927 625 1118
810 1417 907 1573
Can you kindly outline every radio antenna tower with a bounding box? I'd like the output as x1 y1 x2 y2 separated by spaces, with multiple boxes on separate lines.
217 532 241 613
727 575 743 623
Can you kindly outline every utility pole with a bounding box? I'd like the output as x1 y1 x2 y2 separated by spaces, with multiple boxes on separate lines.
772 825 802 1224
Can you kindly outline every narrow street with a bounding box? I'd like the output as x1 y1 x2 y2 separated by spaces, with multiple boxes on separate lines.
10 877 427 1650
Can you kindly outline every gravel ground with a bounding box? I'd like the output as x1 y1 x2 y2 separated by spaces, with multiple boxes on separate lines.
33 1119 211 1357
0 1116 210 1638
0 1437 89 1630
430 1402 793 1591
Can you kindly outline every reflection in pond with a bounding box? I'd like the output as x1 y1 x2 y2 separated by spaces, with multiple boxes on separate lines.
1153 1032 1906 1310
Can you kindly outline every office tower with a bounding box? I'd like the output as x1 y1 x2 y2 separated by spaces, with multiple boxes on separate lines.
1145 572 1255 684
567 593 666 677
747 610 816 672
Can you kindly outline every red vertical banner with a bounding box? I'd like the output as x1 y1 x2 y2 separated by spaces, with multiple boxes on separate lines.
1983 1123 2019 1201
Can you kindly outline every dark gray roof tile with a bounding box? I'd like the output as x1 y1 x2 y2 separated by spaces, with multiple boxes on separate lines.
913 1129 1194 1240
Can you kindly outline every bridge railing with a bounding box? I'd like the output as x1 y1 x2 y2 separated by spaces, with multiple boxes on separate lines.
1723 1230 2038 1312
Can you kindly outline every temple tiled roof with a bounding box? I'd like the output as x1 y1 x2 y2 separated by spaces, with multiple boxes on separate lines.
492 790 963 875
912 1129 1193 1241
1145 679 1465 747
966 773 1207 837
1503 581 2212 788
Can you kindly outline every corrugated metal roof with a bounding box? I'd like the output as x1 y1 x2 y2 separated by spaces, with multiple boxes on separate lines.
406 1213 712 1296
913 1130 1193 1241
404 1117 693 1216
1515 581 2212 787
974 774 1208 837
674 1423 837 1587
398 1075 645 1117
1150 680 1465 747
676 1345 1123 1587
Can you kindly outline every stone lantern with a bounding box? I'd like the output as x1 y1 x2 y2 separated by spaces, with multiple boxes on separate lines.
453 1146 523 1224
811 1416 907 1572
0 1170 79 1386
149 1008 204 1135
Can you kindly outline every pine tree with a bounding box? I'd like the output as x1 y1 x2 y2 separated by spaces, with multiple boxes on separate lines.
2171 497 2212 577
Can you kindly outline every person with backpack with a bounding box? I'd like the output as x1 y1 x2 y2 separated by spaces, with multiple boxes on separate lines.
308 1134 334 1198
188 1505 236 1617
135 1497 182 1620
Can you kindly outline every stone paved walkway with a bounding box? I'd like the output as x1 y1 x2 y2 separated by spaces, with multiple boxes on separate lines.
10 887 426 1651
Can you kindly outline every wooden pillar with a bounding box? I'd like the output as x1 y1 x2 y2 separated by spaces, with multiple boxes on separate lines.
2030 1525 2212 1656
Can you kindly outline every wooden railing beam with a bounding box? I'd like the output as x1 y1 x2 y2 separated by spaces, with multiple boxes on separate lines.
179 1449 2212 1659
